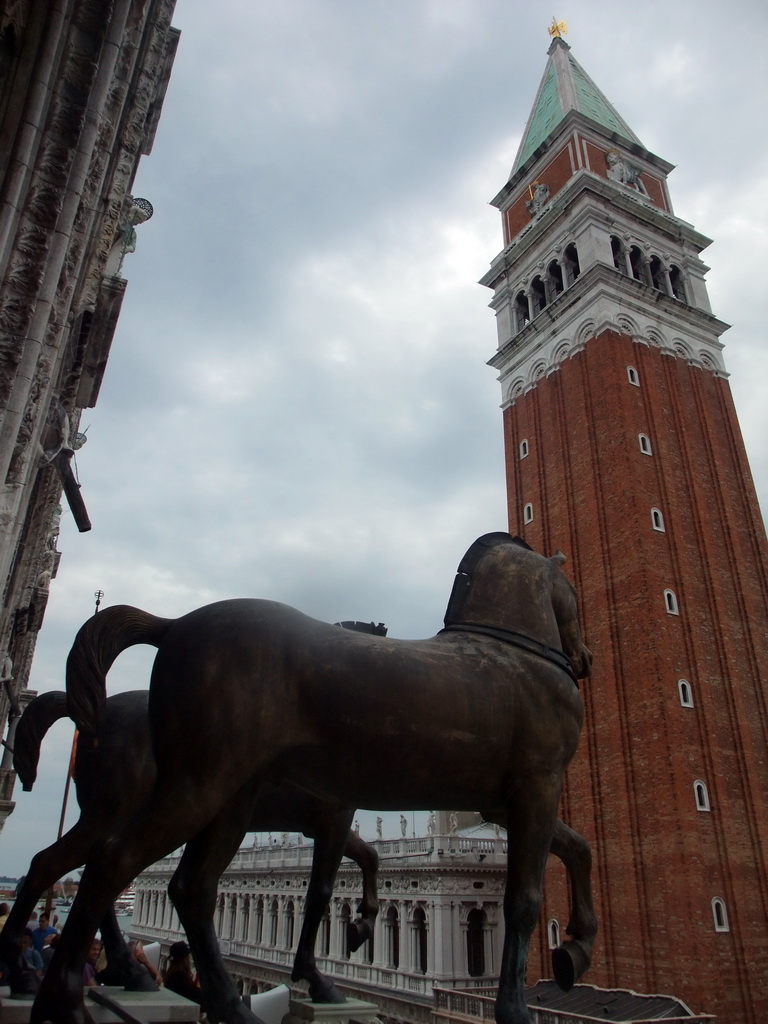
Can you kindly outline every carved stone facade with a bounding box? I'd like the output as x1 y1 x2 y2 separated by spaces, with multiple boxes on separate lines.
0 0 179 833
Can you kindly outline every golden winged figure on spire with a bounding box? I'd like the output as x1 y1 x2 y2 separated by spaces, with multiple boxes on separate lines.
548 17 568 39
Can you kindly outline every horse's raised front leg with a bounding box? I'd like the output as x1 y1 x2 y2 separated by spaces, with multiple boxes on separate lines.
292 805 354 1002
549 818 597 991
343 830 379 953
169 791 262 1024
496 778 562 1024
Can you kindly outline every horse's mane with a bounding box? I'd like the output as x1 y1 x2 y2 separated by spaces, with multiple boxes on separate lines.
444 533 530 626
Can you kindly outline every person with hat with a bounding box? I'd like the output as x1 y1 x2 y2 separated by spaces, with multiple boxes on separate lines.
162 941 201 1004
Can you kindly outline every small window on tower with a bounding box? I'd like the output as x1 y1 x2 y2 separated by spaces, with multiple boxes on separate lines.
711 898 729 932
664 589 679 615
639 434 652 455
694 780 710 811
678 679 693 707
548 919 560 949
627 366 640 386
651 508 665 532
519 439 529 459
523 503 533 524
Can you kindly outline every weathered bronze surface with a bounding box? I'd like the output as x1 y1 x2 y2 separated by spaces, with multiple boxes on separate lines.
30 533 593 1024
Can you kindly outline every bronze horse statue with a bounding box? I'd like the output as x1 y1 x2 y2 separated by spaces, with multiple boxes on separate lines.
1 690 380 998
7 693 595 1007
32 533 593 1024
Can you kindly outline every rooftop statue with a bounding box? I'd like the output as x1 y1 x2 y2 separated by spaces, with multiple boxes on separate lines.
30 533 594 1024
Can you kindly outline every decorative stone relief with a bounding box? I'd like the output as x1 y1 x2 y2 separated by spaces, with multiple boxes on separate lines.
526 183 551 217
606 149 649 196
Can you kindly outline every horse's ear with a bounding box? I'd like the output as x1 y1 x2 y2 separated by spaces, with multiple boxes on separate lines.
551 550 567 566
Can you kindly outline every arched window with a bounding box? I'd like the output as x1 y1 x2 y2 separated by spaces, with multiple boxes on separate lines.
669 265 687 302
629 245 645 281
339 903 351 959
228 895 238 939
548 919 560 949
514 290 530 333
639 433 652 455
627 365 640 386
611 235 626 273
547 259 564 300
241 897 250 942
523 503 533 525
678 679 694 707
564 243 580 285
651 508 665 531
519 439 529 459
467 908 487 977
664 589 679 615
255 897 264 944
694 780 710 811
384 905 400 969
268 898 279 946
712 898 729 932
530 275 547 316
649 254 664 291
413 907 428 974
216 894 225 935
284 900 295 950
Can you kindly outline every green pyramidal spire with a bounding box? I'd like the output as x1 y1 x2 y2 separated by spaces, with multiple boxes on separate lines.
513 36 644 173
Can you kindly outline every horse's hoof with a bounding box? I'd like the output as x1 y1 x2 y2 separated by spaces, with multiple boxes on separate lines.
551 945 574 991
552 939 591 991
346 920 371 953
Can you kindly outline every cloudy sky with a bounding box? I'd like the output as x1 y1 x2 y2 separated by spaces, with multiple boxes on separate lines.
2 0 767 876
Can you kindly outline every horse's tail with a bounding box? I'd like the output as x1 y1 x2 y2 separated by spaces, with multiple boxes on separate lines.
14 691 69 791
66 605 174 736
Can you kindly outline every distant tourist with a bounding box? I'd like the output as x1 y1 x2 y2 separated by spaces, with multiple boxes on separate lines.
32 912 58 952
83 938 102 987
163 941 201 1004
129 939 161 985
20 928 43 982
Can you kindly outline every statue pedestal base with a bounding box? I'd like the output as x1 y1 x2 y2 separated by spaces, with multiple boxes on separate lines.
0 986 200 1023
284 998 382 1024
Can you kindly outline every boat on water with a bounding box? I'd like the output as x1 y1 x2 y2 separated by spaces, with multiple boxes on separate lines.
115 885 136 916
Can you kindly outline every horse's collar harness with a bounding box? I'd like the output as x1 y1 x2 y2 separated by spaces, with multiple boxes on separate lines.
440 622 579 686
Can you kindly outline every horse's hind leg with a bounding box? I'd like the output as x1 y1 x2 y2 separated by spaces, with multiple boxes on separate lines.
169 791 263 1024
549 818 597 991
0 818 96 992
292 804 354 1003
31 796 229 1024
343 830 379 952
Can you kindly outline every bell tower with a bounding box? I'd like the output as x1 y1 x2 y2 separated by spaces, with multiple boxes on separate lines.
482 32 768 1024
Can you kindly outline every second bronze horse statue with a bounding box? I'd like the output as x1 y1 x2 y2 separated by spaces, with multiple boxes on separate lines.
33 533 594 1024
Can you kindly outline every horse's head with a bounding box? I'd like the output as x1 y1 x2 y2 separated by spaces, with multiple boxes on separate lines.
444 534 592 680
